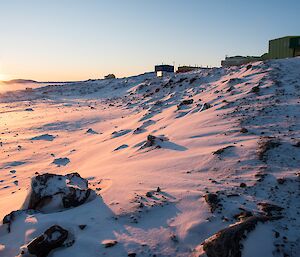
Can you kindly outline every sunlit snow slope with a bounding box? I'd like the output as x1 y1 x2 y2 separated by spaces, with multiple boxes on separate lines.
0 58 299 257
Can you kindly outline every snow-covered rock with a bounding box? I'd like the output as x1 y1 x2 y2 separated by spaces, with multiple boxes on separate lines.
23 172 95 212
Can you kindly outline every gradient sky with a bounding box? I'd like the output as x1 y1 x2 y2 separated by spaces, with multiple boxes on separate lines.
0 0 299 81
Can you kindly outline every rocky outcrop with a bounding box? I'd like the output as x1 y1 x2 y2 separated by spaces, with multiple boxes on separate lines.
20 225 69 257
2 173 95 234
25 172 95 212
142 134 168 149
178 99 194 108
204 193 220 213
258 202 284 217
3 209 38 232
257 137 281 161
24 173 92 212
195 215 281 257
213 145 235 155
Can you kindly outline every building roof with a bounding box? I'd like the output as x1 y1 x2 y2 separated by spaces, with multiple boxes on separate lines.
269 36 300 42
155 65 174 72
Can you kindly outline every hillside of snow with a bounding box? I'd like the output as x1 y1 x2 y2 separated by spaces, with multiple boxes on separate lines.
0 58 299 257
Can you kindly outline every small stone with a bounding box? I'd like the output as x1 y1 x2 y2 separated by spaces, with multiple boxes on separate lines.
251 86 260 93
240 183 247 188
246 64 252 70
102 239 118 248
79 224 87 230
128 253 137 257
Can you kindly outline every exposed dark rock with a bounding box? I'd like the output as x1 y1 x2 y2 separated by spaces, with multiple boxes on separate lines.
178 99 194 109
181 99 194 105
128 253 137 257
86 128 99 134
145 135 157 147
133 127 145 134
258 202 284 217
204 193 220 212
78 224 87 230
3 209 38 232
277 178 286 185
213 145 235 155
146 191 153 197
257 137 281 161
226 86 234 92
25 225 68 257
246 64 252 70
239 183 247 188
142 134 166 149
26 172 94 212
228 78 242 85
190 77 197 84
254 172 267 182
200 216 281 257
240 128 248 133
233 210 253 221
177 77 187 84
251 85 260 93
201 103 212 111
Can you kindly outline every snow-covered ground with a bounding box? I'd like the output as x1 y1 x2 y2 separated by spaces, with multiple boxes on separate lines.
0 58 299 257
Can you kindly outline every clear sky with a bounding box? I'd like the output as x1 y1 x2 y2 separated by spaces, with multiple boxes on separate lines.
0 0 299 81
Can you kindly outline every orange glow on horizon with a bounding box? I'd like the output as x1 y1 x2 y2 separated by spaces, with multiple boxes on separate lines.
0 73 9 81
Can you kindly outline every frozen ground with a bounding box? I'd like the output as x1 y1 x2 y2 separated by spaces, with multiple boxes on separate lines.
0 58 299 257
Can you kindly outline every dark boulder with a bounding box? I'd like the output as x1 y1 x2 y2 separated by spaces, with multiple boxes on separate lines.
257 137 281 161
199 215 281 257
177 99 194 109
201 103 212 111
204 193 220 212
142 134 166 149
293 141 300 147
251 85 260 93
233 210 253 221
246 64 252 70
181 99 194 105
213 145 235 155
24 225 68 257
239 183 247 188
277 178 286 185
240 128 248 133
25 172 94 212
257 202 284 217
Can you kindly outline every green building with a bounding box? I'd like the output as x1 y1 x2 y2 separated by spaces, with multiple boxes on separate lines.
268 36 300 59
